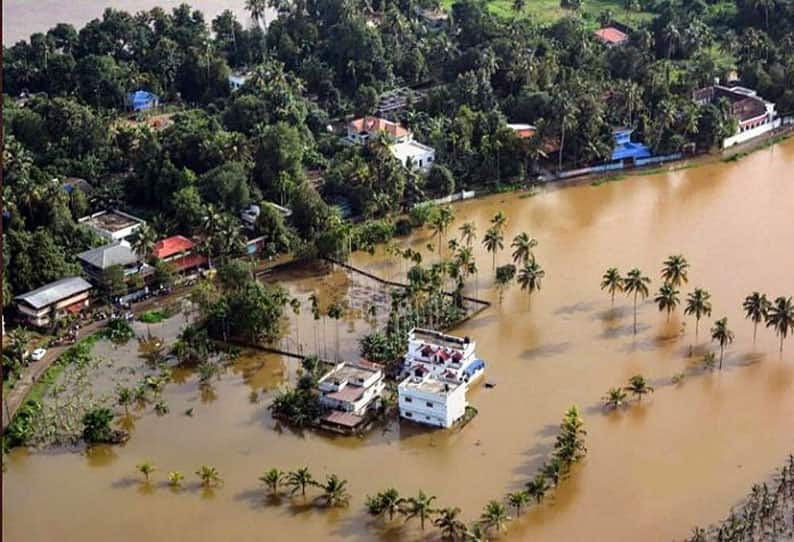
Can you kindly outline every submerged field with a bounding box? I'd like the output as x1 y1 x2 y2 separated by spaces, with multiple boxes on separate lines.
4 138 794 541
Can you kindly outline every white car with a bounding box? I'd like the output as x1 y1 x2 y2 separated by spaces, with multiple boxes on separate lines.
30 348 47 362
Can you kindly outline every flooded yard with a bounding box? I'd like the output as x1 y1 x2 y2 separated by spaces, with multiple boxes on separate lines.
4 139 794 541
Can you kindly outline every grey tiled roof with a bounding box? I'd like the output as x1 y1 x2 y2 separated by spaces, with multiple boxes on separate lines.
77 241 139 270
15 277 93 309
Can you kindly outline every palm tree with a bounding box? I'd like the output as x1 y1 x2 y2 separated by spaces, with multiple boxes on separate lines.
511 232 538 264
434 506 468 540
289 298 302 353
702 351 717 370
327 302 344 361
710 317 734 370
367 488 404 521
742 292 770 344
480 501 510 534
132 224 157 265
517 257 545 305
403 491 437 530
259 468 285 496
766 296 794 353
654 283 680 322
168 471 184 488
196 465 222 488
625 375 654 401
624 268 651 333
602 387 628 410
491 211 507 232
600 267 623 305
287 467 315 497
320 474 350 507
459 222 477 247
660 254 689 288
137 461 156 482
482 227 504 271
507 490 530 516
246 0 268 29
465 523 489 542
684 288 713 350
526 473 549 503
541 458 564 487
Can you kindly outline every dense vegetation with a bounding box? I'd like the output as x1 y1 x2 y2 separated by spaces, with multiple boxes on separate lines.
3 0 794 308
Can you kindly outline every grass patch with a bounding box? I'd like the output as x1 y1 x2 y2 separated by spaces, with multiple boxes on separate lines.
441 0 655 25
138 309 168 324
25 335 99 406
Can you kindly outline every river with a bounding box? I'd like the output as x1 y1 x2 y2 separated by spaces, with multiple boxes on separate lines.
3 1 266 45
3 140 794 541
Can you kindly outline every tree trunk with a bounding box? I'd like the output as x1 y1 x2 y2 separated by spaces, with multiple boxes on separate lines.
633 291 638 333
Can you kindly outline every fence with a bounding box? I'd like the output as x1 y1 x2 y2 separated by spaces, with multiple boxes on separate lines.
417 190 477 208
553 152 685 181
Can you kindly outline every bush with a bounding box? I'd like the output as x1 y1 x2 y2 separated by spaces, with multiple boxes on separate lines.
394 217 413 236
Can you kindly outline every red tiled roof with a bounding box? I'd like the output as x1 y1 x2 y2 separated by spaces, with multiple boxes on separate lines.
171 254 207 271
594 27 628 45
350 116 409 138
153 235 194 259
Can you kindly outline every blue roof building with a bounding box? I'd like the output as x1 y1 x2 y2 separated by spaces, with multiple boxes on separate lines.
611 128 652 161
127 90 159 112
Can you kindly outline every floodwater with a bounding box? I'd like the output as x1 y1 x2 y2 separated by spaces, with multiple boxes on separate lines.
4 139 794 542
3 0 271 45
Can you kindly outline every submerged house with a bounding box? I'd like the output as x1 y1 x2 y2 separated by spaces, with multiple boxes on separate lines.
317 361 386 433
693 85 779 148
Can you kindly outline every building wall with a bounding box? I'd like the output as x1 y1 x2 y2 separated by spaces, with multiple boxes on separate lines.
723 118 781 148
17 293 90 327
321 380 385 415
398 381 467 428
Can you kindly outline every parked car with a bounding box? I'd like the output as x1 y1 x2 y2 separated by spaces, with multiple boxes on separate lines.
30 348 47 362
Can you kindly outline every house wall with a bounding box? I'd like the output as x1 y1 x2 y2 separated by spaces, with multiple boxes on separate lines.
320 380 385 415
723 118 781 148
398 380 467 428
17 292 90 327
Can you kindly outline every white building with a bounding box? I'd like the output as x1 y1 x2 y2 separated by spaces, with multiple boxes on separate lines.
228 72 249 92
693 85 780 148
398 328 486 429
317 361 385 433
345 116 436 171
78 210 146 242
398 367 468 428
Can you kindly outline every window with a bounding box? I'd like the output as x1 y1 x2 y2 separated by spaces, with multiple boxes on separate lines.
425 401 433 408
404 396 413 403
405 412 413 417
425 415 431 420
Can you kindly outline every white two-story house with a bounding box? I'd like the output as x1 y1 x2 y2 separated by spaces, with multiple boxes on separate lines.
345 116 436 171
317 360 385 433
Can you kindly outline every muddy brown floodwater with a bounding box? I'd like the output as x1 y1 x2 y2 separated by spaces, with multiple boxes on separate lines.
4 140 794 542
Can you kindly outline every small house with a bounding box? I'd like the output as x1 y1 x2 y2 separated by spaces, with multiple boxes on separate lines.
152 235 206 274
15 277 93 328
126 90 159 112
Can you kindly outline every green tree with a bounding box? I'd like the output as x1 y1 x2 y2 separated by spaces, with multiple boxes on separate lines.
137 461 156 482
517 257 545 306
482 226 504 271
403 490 437 530
602 387 628 410
287 467 315 497
319 474 350 507
710 317 734 370
196 465 222 488
765 296 794 353
132 224 158 263
459 222 477 247
480 500 510 534
168 471 184 488
684 288 713 349
366 488 404 521
660 254 689 288
625 375 654 401
742 292 770 344
434 506 468 540
494 264 516 304
511 232 537 264
624 268 651 334
526 473 549 503
600 267 623 305
654 283 680 322
507 490 530 516
259 468 285 496
81 407 115 443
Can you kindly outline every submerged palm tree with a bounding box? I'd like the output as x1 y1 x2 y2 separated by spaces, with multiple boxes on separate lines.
602 387 628 410
168 471 184 488
480 501 510 534
287 467 315 497
137 461 156 482
517 257 545 305
742 292 770 344
482 226 504 271
511 232 538 264
196 465 222 488
526 472 550 503
624 268 651 333
507 490 530 516
766 296 794 353
660 254 689 288
259 468 285 496
684 288 713 351
600 267 623 305
625 375 654 401
366 488 404 521
541 458 564 488
710 317 734 370
434 506 468 540
654 283 680 322
491 211 507 232
319 474 350 507
403 491 437 530
459 221 477 247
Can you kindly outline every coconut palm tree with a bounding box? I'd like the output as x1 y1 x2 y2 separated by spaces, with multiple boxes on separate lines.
459 222 477 247
526 473 549 503
168 471 184 488
132 224 157 265
517 257 545 306
480 501 510 534
710 317 734 370
510 232 538 264
259 468 285 496
403 491 437 530
600 267 623 305
684 288 713 350
289 298 302 353
507 490 530 516
482 227 504 271
327 302 344 361
434 506 468 540
366 488 404 521
624 268 651 333
654 283 680 322
319 474 350 507
246 0 268 29
742 292 770 344
137 461 156 482
287 467 315 497
660 254 689 288
494 264 516 304
702 351 717 370
625 375 654 401
541 458 564 487
765 296 794 353
602 387 628 410
491 211 507 232
196 465 222 488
